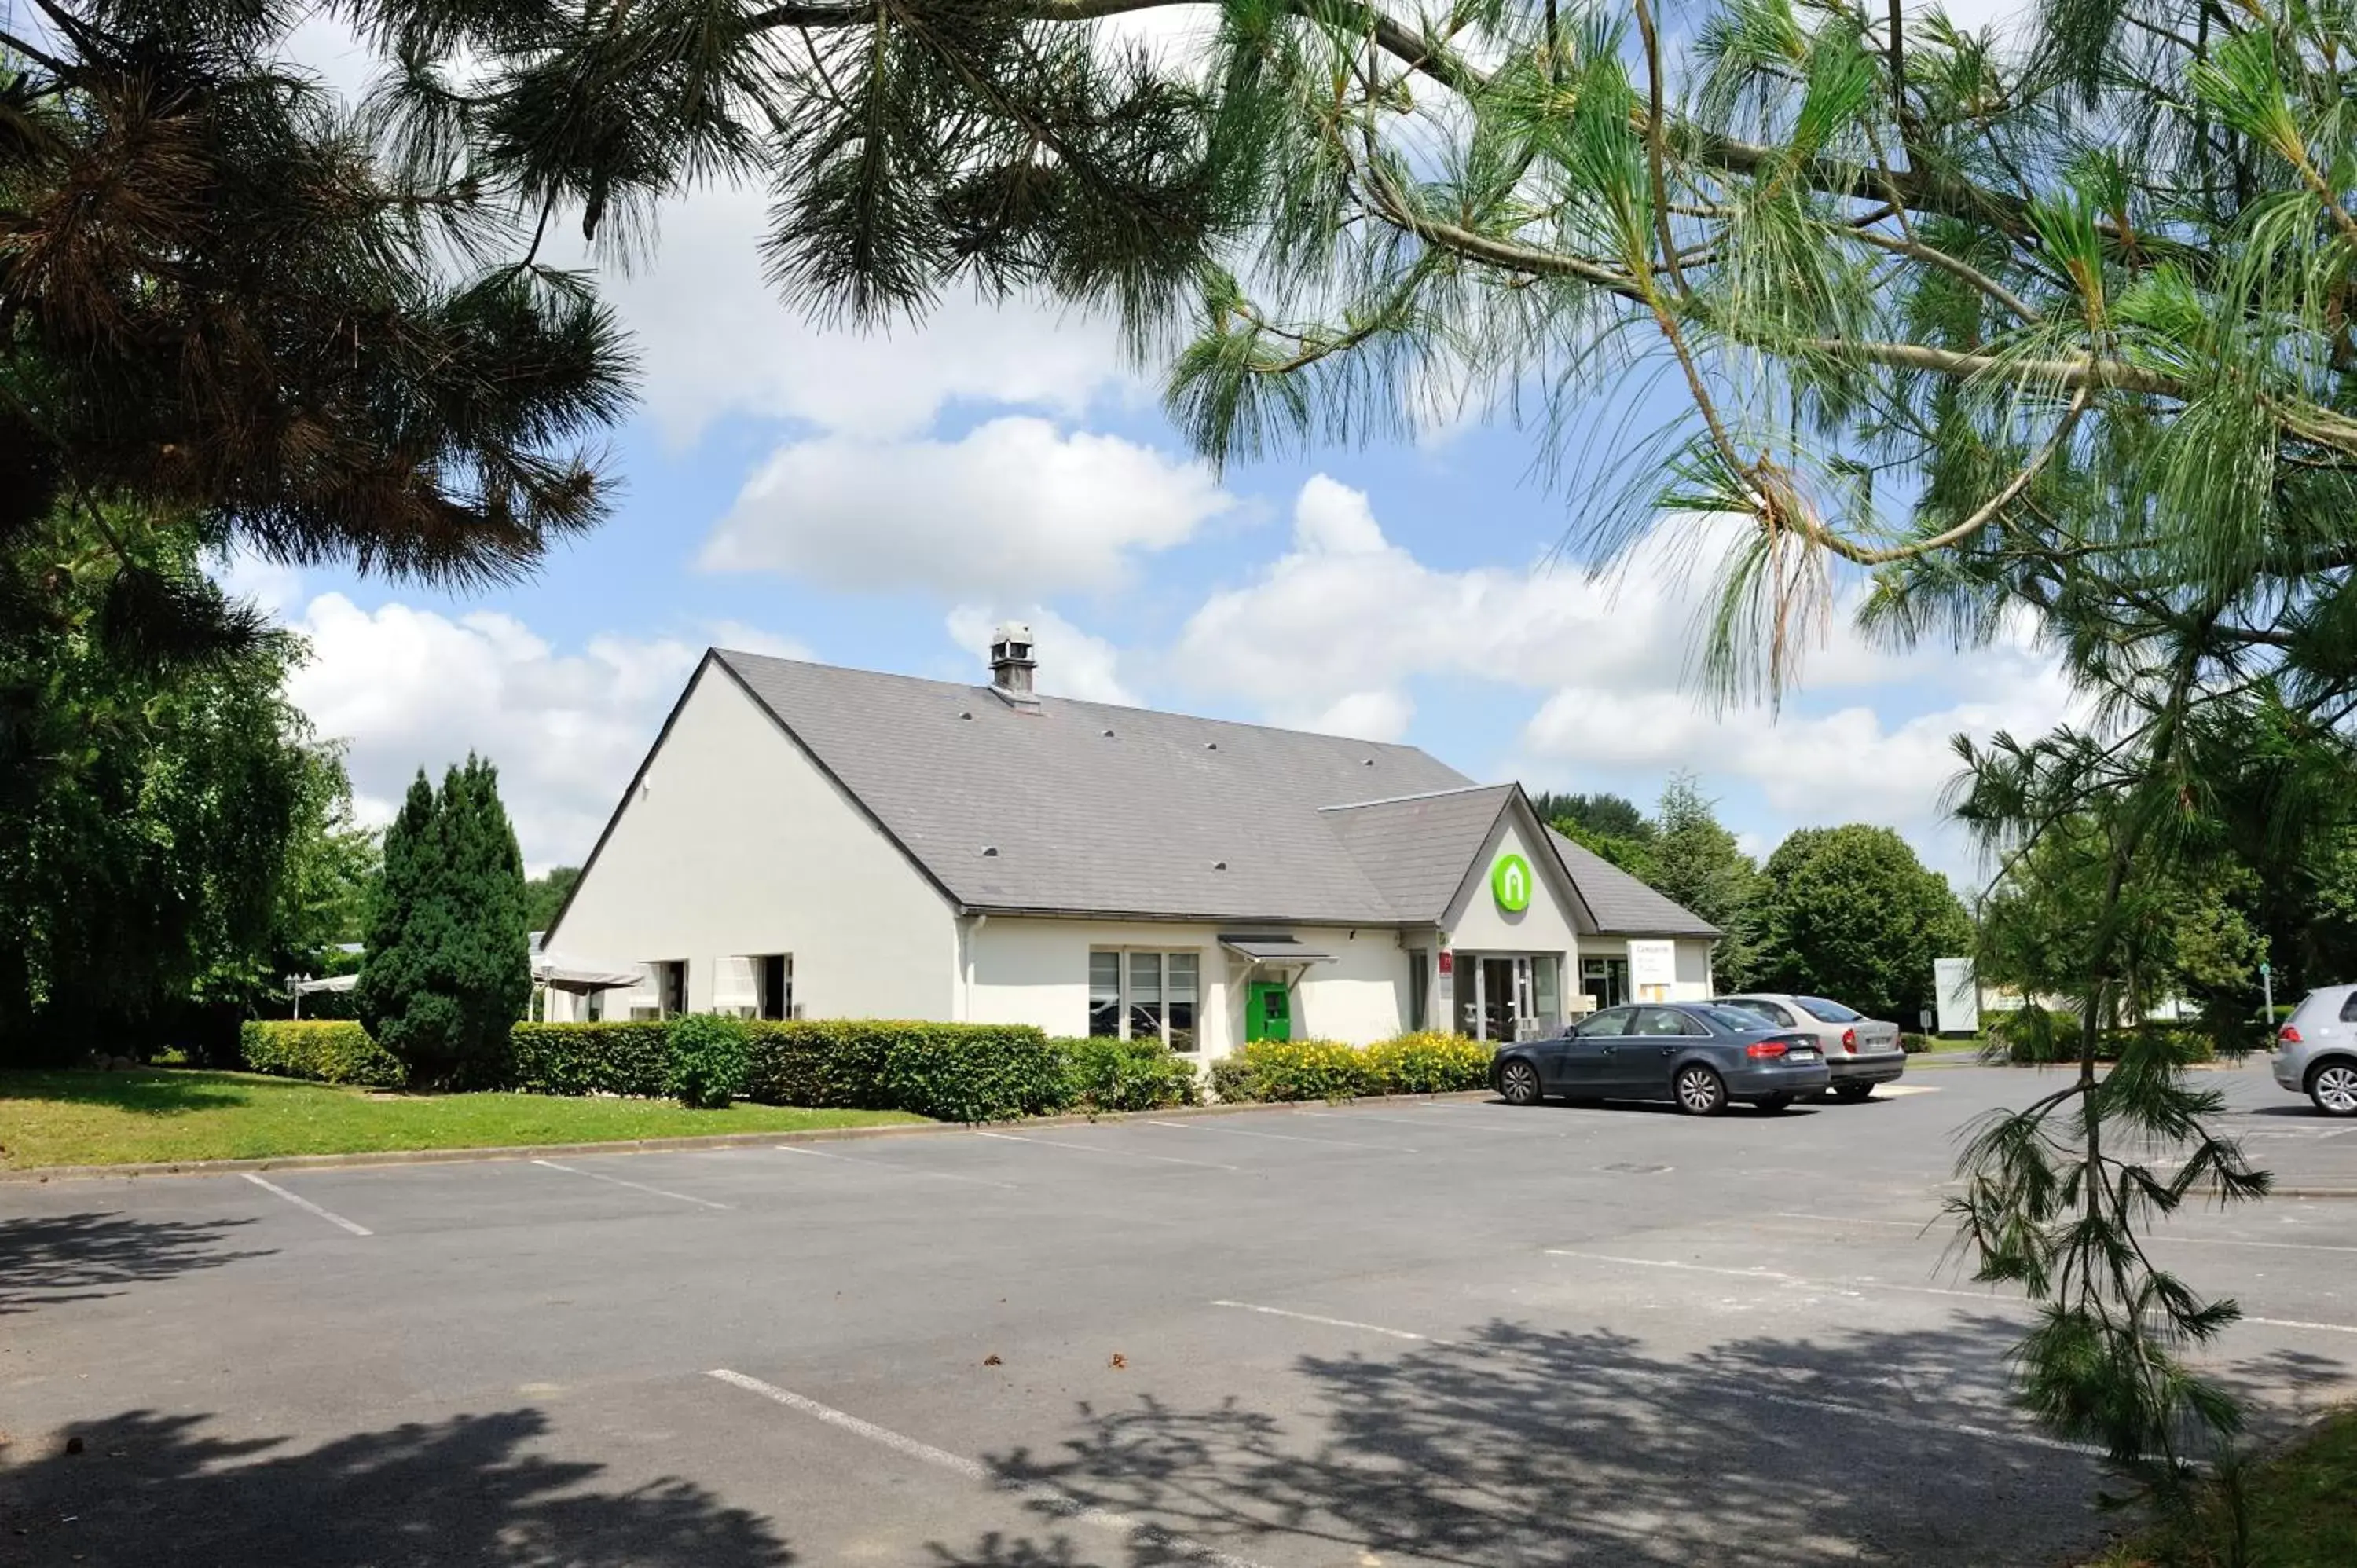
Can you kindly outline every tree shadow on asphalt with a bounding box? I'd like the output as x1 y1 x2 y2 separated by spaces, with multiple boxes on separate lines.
0 1212 272 1316
0 1408 793 1568
929 1313 2352 1568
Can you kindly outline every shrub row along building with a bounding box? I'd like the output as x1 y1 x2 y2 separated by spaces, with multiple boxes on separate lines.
544 626 1720 1057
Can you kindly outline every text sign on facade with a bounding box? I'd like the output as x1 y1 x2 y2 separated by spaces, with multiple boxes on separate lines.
1627 940 1677 998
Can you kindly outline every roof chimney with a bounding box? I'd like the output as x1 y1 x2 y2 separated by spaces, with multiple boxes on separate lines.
988 621 1039 709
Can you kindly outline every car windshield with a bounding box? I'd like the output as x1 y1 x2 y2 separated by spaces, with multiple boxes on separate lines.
1796 996 1864 1023
1695 1005 1772 1033
1714 998 1781 1022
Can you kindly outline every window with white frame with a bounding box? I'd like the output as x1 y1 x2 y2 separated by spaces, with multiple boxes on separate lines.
1088 949 1200 1051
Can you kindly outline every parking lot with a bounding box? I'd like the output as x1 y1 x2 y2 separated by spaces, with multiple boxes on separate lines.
3 1061 2354 1567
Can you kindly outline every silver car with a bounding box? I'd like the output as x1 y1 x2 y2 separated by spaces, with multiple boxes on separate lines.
2275 984 2357 1116
1713 993 1905 1101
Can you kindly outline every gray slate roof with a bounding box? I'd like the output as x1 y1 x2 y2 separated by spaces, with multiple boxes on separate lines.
1546 828 1722 936
712 649 1717 934
1318 785 1523 923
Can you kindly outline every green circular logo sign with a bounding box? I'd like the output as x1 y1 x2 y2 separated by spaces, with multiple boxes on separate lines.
1491 852 1533 913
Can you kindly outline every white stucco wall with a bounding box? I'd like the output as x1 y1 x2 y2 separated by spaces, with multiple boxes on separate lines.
1442 811 1585 956
547 660 959 1020
965 918 1413 1053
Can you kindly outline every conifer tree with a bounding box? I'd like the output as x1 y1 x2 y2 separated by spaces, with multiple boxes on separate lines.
356 757 530 1085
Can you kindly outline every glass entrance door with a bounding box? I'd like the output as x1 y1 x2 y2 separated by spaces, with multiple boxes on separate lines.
1582 957 1630 1011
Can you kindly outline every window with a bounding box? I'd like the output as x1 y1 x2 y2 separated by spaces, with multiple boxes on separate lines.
1721 998 1794 1027
1532 954 1560 1029
1796 995 1864 1023
584 990 604 1023
1633 1007 1696 1037
1168 953 1198 1053
759 954 792 1021
1128 952 1163 1039
1406 949 1430 1032
2337 990 2357 1024
1577 1007 1635 1037
632 959 687 1020
1089 952 1122 1037
1091 948 1200 1050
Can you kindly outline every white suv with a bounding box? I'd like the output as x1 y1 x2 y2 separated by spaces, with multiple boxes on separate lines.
2275 984 2357 1116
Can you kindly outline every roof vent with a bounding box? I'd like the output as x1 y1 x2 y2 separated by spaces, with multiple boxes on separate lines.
959 709 973 720
1101 727 1115 738
981 845 999 857
1204 740 1219 751
1211 859 1227 870
1362 757 1375 766
988 621 1039 709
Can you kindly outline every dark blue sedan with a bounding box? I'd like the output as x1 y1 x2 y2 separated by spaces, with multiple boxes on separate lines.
1491 1002 1831 1115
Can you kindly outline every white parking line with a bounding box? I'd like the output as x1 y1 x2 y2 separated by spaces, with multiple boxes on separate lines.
1149 1120 1417 1153
707 1370 1272 1568
1296 1109 1554 1136
1545 1248 2006 1303
530 1158 732 1210
1211 1299 1446 1342
1545 1249 2357 1335
772 1144 1021 1190
971 1130 1240 1171
241 1172 372 1236
2165 1236 2357 1256
1208 1300 2098 1456
1777 1211 2357 1256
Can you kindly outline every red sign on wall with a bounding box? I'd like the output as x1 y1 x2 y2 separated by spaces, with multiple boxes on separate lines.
1437 951 1453 975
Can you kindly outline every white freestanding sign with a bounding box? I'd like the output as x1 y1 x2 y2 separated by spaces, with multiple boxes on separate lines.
1934 957 1979 1036
1628 939 1677 1001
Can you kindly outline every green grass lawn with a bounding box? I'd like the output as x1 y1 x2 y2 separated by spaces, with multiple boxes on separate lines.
0 1068 927 1169
2091 1408 2357 1567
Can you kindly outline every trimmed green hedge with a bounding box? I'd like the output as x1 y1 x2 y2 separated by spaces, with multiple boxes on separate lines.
508 1021 670 1097
1213 1031 1490 1103
239 1020 405 1088
1055 1036 1202 1112
742 1020 1070 1122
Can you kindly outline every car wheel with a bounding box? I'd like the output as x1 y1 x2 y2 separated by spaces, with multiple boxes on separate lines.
1673 1064 1728 1117
1755 1094 1794 1114
2311 1061 2357 1118
1499 1058 1543 1107
1831 1082 1875 1103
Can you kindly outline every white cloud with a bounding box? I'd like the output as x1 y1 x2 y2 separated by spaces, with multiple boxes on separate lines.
278 592 786 874
1299 690 1416 742
1174 474 1886 706
703 416 1233 596
587 184 1138 445
944 605 1138 705
1177 474 2076 869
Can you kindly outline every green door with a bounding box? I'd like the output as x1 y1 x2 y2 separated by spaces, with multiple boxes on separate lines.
1246 982 1292 1043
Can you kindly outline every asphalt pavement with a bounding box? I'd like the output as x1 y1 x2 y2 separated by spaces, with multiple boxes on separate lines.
2 1061 2352 1567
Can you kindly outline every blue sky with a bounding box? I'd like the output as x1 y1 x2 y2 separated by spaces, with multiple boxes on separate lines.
241 7 2062 888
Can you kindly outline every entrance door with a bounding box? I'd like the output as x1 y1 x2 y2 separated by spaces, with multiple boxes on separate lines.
1581 957 1629 1011
1479 958 1517 1041
1246 981 1292 1042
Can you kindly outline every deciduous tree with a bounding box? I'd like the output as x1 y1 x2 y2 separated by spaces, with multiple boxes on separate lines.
1755 824 1970 1024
